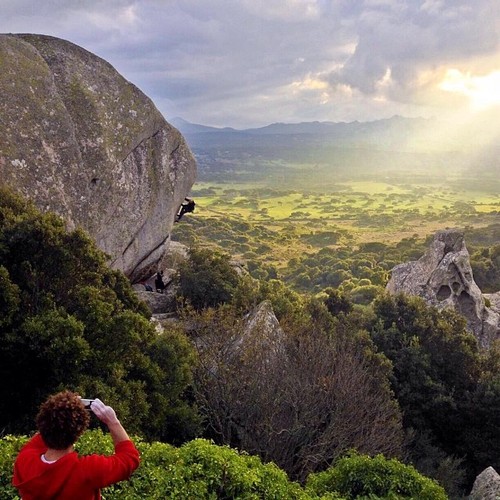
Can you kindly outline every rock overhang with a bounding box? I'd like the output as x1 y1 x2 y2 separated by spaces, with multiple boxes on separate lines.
0 33 197 281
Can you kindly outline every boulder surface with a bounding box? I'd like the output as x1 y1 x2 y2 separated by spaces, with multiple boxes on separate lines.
386 229 500 347
0 34 196 281
469 467 500 500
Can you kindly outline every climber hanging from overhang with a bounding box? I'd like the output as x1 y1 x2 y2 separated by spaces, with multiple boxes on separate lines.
175 197 196 222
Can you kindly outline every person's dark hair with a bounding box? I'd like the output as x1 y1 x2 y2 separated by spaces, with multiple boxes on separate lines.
36 391 90 449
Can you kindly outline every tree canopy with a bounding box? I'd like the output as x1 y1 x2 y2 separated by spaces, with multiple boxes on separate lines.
370 293 500 491
0 187 199 441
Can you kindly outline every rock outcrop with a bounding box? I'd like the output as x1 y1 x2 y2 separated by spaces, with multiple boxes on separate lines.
193 300 285 365
242 300 285 358
469 467 500 500
386 229 500 348
0 34 196 281
133 285 177 315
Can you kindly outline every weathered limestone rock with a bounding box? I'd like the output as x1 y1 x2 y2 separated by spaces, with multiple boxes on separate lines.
0 34 196 281
469 466 500 500
386 229 500 347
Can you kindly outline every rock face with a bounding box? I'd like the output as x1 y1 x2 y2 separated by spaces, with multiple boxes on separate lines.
469 467 500 500
386 229 500 348
242 300 285 357
134 287 177 315
0 34 196 281
194 300 284 362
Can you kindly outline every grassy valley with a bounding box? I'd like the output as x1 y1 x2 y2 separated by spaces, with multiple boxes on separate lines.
172 141 500 297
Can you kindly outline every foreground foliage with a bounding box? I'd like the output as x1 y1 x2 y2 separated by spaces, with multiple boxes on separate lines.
0 431 446 499
306 452 447 500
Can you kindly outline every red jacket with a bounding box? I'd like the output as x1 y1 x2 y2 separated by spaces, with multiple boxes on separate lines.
12 434 140 499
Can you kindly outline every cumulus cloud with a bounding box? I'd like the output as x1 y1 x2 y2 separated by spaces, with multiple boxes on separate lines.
0 0 499 127
328 0 499 108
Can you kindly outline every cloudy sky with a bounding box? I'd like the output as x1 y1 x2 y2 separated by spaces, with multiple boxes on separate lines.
1 0 499 128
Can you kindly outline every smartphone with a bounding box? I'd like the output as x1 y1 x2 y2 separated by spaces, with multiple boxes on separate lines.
80 398 95 410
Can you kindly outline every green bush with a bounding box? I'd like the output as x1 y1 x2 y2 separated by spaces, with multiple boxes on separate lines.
0 435 25 499
2 433 448 499
306 452 447 500
2 431 308 499
176 246 240 310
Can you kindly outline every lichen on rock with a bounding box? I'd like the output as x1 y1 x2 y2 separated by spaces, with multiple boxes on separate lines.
0 33 196 281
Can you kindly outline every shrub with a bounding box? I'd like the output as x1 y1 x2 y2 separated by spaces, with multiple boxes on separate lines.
1 432 448 499
2 432 307 499
176 247 240 310
0 435 26 500
306 452 447 500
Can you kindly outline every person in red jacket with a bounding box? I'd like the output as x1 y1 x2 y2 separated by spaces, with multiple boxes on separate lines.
12 390 140 499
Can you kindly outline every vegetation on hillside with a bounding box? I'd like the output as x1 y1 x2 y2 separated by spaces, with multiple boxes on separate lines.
370 293 500 494
2 183 500 497
0 187 199 442
175 243 500 495
190 305 403 482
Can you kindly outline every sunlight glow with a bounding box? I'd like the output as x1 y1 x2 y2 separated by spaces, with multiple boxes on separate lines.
439 69 500 110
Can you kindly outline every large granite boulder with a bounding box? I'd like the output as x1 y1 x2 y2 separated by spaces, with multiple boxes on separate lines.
0 34 196 282
386 229 500 348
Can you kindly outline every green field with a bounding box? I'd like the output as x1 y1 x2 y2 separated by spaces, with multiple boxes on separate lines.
170 170 500 298
176 179 499 246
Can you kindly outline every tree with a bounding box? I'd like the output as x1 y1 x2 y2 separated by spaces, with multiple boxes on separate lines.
321 287 353 316
190 305 403 482
176 246 240 310
0 187 199 440
370 292 499 492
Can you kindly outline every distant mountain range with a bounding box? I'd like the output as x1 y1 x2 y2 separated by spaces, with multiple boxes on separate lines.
170 116 499 185
172 115 433 140
170 115 463 154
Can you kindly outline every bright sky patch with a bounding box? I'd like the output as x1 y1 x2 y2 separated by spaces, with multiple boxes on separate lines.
439 69 500 110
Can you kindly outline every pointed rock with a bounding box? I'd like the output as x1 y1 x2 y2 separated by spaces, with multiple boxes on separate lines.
469 467 500 500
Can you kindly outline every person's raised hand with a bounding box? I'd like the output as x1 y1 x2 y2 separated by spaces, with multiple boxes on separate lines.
90 399 120 426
